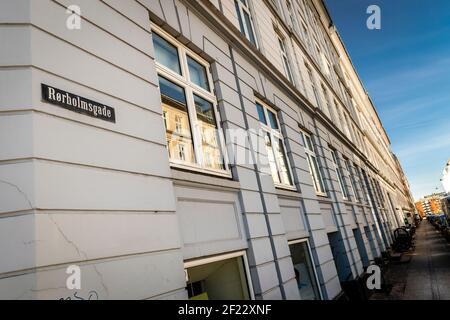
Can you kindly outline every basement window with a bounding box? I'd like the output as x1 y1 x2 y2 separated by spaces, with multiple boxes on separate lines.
289 240 321 300
185 253 252 300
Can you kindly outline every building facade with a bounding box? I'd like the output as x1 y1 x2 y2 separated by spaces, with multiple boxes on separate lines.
0 0 414 300
415 193 445 217
442 159 450 194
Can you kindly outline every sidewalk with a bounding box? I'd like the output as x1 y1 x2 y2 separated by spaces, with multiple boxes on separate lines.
372 222 450 300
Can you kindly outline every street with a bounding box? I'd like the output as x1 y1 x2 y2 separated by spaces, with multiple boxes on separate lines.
372 221 450 300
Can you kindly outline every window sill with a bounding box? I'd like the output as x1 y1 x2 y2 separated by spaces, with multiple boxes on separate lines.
275 186 301 198
171 167 240 191
274 183 298 193
316 192 329 198
170 162 232 179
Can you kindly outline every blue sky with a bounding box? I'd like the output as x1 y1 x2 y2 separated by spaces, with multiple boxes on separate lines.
324 0 450 200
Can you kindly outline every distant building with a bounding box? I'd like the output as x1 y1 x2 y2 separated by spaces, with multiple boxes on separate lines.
415 193 446 217
442 159 450 194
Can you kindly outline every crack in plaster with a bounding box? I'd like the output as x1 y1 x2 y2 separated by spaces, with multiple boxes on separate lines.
0 179 33 210
47 214 109 297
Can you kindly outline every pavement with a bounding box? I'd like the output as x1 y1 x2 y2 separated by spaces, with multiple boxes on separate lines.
371 221 450 300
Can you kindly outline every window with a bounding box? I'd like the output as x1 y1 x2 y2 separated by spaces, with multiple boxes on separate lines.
321 53 331 76
286 0 296 28
375 180 385 202
289 240 321 300
301 131 326 194
256 101 294 187
299 17 311 50
175 115 183 133
153 28 229 175
313 39 321 61
296 0 307 18
320 83 332 119
345 159 359 202
331 149 349 200
178 144 186 161
159 75 196 165
153 32 182 75
305 64 320 108
163 110 168 129
343 113 354 141
185 253 252 300
351 124 359 148
268 0 282 14
337 105 351 138
256 103 267 124
277 34 294 83
235 0 258 47
187 56 210 91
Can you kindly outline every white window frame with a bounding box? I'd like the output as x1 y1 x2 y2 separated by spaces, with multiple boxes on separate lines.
320 83 332 119
288 238 323 300
296 0 307 19
235 0 259 47
345 159 359 203
330 149 349 200
299 16 311 51
322 53 332 78
343 112 354 142
257 99 296 190
163 110 167 128
152 25 231 178
313 38 321 63
300 130 326 196
277 34 294 83
184 251 255 300
285 0 296 29
178 144 186 161
305 64 321 108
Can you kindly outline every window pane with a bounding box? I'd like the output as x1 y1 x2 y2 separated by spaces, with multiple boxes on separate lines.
256 103 267 124
283 56 293 82
186 256 250 300
265 133 281 184
289 242 321 300
274 139 292 185
159 76 195 164
346 161 358 200
306 136 313 151
312 156 325 193
302 133 313 151
187 56 210 91
235 1 245 34
278 38 285 52
332 151 348 198
308 154 324 193
243 11 257 45
268 110 279 130
153 33 181 75
193 94 225 170
306 156 319 192
338 168 348 198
